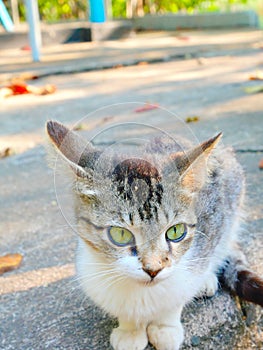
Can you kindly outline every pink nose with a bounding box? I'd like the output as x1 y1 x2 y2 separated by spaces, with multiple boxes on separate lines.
143 268 162 279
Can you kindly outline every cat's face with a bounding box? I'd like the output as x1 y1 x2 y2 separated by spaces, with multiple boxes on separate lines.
75 162 198 284
46 121 221 284
78 219 198 284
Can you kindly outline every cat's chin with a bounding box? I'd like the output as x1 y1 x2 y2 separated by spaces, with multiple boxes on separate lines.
136 275 168 286
129 269 173 286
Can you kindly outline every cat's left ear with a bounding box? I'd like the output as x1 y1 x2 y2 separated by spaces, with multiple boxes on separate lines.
169 133 222 192
46 120 100 178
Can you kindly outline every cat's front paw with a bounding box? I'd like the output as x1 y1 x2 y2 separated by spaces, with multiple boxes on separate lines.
110 327 148 350
198 273 218 298
147 323 184 350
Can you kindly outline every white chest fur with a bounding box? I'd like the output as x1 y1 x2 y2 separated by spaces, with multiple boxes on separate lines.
76 238 208 324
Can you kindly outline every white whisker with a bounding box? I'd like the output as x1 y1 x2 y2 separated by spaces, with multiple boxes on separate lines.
195 230 210 240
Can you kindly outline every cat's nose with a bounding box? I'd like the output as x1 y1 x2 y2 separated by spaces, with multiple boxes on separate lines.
143 268 162 279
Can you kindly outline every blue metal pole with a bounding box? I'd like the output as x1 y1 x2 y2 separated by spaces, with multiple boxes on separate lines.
89 0 106 23
25 0 41 62
0 0 14 32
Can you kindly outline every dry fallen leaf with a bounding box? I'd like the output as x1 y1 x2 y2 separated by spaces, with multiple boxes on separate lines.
29 84 56 95
21 45 31 51
0 147 15 159
137 61 148 66
73 116 114 132
17 73 39 81
0 79 56 98
113 64 124 69
244 85 263 94
259 159 263 170
0 87 13 98
0 253 23 275
134 104 159 113
185 116 200 123
176 35 190 41
73 123 86 131
249 71 263 81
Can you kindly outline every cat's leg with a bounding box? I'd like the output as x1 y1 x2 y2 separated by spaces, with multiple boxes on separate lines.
110 319 148 350
147 308 184 350
197 273 218 298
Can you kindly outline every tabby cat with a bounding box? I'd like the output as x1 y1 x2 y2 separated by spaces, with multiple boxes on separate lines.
47 120 263 350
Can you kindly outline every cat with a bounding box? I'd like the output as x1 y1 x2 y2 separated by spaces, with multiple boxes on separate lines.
46 120 263 350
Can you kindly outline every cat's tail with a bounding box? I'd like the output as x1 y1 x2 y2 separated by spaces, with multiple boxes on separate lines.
221 250 263 307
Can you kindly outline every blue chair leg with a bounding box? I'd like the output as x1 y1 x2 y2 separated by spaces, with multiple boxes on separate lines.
0 0 14 32
89 0 106 23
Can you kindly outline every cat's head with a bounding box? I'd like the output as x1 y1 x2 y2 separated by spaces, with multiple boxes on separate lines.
47 120 221 284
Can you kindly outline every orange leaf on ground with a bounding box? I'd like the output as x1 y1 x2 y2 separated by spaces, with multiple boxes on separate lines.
21 45 31 51
134 104 159 113
249 71 263 81
7 81 30 95
137 61 148 66
1 81 56 98
0 253 23 275
259 159 263 170
176 36 190 41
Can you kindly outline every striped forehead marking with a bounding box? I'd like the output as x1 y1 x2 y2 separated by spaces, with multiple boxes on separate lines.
112 158 163 221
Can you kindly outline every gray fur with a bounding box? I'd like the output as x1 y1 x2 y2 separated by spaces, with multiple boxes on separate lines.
46 120 263 350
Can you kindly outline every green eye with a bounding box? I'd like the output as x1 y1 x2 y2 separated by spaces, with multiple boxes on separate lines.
108 227 134 246
166 223 187 242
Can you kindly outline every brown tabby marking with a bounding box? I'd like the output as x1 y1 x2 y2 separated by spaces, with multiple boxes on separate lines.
236 270 263 307
112 158 163 221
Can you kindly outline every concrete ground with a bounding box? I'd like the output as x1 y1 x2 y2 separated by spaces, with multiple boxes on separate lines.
0 29 262 349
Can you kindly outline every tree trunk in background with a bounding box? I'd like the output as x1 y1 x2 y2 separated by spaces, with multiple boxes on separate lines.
126 0 146 18
126 0 135 18
106 0 112 19
147 0 156 14
10 0 20 26
136 0 144 17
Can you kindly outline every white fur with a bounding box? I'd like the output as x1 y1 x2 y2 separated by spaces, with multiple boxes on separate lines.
76 238 217 350
147 323 184 350
197 273 218 297
110 324 148 350
147 310 184 350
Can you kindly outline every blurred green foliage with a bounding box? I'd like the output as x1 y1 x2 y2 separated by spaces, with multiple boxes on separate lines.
16 0 87 22
113 0 249 17
5 0 262 22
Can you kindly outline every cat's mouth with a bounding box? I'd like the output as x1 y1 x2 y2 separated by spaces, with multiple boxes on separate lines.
145 279 158 286
138 275 166 286
135 279 158 287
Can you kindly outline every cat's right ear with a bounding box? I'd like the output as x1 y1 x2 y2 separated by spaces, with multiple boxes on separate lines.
46 120 99 178
165 133 222 193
